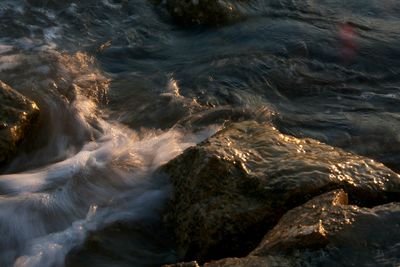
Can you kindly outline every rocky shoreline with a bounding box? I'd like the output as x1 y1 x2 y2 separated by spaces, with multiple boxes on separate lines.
2 89 400 266
165 189 400 266
1 1 400 266
161 121 400 266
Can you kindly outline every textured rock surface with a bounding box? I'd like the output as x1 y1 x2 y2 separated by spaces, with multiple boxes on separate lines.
251 189 348 255
0 81 39 163
166 0 245 26
169 190 400 266
202 256 290 267
166 256 290 267
250 189 400 265
164 261 200 267
162 120 400 261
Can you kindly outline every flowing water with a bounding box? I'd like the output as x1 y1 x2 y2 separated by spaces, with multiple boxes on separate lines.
0 0 399 266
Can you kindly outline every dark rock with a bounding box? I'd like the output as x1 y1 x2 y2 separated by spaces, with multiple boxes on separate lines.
66 220 177 267
0 81 40 163
166 0 246 26
164 261 201 267
202 190 400 266
162 120 400 261
169 256 290 267
172 189 400 266
251 189 348 255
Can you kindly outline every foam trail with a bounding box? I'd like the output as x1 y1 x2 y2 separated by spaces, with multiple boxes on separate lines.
13 188 171 267
0 149 95 194
13 205 99 267
0 108 219 195
0 17 222 266
0 106 219 267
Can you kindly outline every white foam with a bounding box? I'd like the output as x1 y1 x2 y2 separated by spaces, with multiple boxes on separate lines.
43 27 61 42
0 149 94 194
13 206 98 267
0 44 13 54
101 0 122 9
0 85 219 265
0 55 21 71
13 187 172 267
0 45 220 267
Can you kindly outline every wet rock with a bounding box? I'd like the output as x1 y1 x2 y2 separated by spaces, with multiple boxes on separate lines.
203 190 400 266
0 81 40 163
164 261 200 267
167 256 289 267
170 190 400 266
203 256 287 267
251 189 348 255
162 120 400 261
295 199 400 266
166 0 246 26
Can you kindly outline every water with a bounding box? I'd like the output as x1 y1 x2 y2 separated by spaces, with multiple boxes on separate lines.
0 0 399 266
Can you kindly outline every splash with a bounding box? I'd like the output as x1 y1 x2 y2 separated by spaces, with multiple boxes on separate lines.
0 90 219 266
0 81 218 265
0 43 220 266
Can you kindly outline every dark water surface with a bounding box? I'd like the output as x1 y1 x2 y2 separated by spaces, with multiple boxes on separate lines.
0 0 399 266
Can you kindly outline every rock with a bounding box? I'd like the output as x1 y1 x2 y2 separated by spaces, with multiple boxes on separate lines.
166 0 245 26
251 190 348 255
0 81 40 163
161 120 400 261
203 256 287 267
206 190 400 266
164 261 200 267
172 190 400 266
169 256 290 267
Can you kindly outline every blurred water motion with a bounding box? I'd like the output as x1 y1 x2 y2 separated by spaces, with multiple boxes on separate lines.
0 0 399 266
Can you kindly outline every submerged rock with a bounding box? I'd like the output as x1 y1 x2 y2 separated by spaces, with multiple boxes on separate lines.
162 121 400 261
169 190 400 266
0 81 39 163
166 0 246 26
